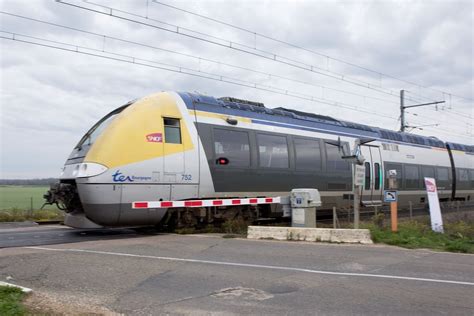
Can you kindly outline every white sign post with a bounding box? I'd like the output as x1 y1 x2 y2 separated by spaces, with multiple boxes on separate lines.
353 164 365 229
354 165 365 187
424 177 444 233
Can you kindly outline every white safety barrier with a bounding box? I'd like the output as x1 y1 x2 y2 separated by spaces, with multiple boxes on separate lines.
132 197 281 209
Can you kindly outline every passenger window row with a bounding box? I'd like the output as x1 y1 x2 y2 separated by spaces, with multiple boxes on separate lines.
212 128 350 171
382 163 473 190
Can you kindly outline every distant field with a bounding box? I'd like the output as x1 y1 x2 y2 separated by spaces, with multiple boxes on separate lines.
0 185 58 211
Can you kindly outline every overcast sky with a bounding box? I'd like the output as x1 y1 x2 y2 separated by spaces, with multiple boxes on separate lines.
1 0 473 179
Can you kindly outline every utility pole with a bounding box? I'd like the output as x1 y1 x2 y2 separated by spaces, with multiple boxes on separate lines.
400 89 446 132
400 90 405 132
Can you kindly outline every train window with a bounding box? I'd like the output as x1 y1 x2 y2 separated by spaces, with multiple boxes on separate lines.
437 168 450 181
436 167 450 189
164 118 181 144
325 142 350 171
470 170 474 186
459 169 469 182
405 165 420 189
385 163 403 189
213 129 250 167
257 134 289 168
364 162 371 190
294 138 321 170
374 163 381 190
76 106 126 148
422 166 435 178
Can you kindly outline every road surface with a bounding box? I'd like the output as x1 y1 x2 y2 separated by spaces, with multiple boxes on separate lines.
1 225 473 315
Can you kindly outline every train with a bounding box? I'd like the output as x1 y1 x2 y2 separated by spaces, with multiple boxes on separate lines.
44 91 474 229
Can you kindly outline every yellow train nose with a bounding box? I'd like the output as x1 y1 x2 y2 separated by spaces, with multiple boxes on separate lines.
84 92 193 169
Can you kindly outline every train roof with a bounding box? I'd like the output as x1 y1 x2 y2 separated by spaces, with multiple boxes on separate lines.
179 92 473 152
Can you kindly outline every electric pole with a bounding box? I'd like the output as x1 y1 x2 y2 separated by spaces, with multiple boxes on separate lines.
400 89 446 132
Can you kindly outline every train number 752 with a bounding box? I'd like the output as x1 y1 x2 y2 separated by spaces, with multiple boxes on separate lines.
181 174 192 181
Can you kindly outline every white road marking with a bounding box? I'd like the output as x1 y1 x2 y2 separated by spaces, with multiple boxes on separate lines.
26 246 474 286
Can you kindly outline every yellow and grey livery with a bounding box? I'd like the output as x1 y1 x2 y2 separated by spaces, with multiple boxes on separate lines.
45 91 474 228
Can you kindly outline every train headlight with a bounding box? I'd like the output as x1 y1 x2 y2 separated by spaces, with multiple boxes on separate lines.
75 162 108 178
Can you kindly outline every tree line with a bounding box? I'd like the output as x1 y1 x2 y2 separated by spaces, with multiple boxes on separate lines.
0 178 58 185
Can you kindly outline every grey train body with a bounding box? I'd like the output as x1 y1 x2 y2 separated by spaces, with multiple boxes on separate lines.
48 91 474 228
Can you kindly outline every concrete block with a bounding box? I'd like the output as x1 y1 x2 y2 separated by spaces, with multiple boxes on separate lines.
247 226 373 244
0 281 33 293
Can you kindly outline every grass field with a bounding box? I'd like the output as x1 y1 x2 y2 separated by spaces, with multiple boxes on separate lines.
365 211 474 253
0 185 63 222
0 185 57 211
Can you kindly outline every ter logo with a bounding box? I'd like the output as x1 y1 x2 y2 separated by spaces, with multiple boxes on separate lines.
112 170 134 182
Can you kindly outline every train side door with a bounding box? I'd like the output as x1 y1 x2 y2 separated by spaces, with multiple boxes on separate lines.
162 104 200 200
163 117 185 182
360 145 383 206
371 146 383 204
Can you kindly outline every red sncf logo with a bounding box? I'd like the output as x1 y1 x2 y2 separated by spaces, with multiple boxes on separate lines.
146 133 163 143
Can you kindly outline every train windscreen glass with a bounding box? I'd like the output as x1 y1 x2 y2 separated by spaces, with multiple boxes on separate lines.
76 107 125 149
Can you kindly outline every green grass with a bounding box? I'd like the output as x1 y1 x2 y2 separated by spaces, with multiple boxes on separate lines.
0 286 27 316
0 208 64 222
366 219 474 253
0 185 58 211
0 185 63 222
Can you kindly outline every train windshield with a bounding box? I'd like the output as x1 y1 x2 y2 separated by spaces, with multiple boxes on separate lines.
75 104 129 149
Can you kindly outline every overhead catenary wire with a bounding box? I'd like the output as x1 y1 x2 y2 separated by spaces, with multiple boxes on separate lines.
0 30 400 122
0 11 401 107
401 113 473 139
5 32 471 143
415 126 473 141
4 12 471 134
0 11 472 131
62 0 474 123
56 0 436 105
1 35 470 143
62 0 474 116
406 117 473 137
151 0 473 103
404 90 473 120
403 106 473 129
3 4 471 143
406 111 473 131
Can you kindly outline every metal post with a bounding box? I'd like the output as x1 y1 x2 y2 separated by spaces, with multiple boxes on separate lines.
29 197 33 218
400 89 405 132
391 202 398 232
333 206 337 229
388 172 398 232
399 90 444 132
353 163 361 229
354 188 360 229
409 201 413 219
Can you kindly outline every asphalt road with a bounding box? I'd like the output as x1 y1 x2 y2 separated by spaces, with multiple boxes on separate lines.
1 226 473 315
0 223 148 248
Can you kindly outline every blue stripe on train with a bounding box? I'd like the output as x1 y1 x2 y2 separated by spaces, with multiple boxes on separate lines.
178 92 435 150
